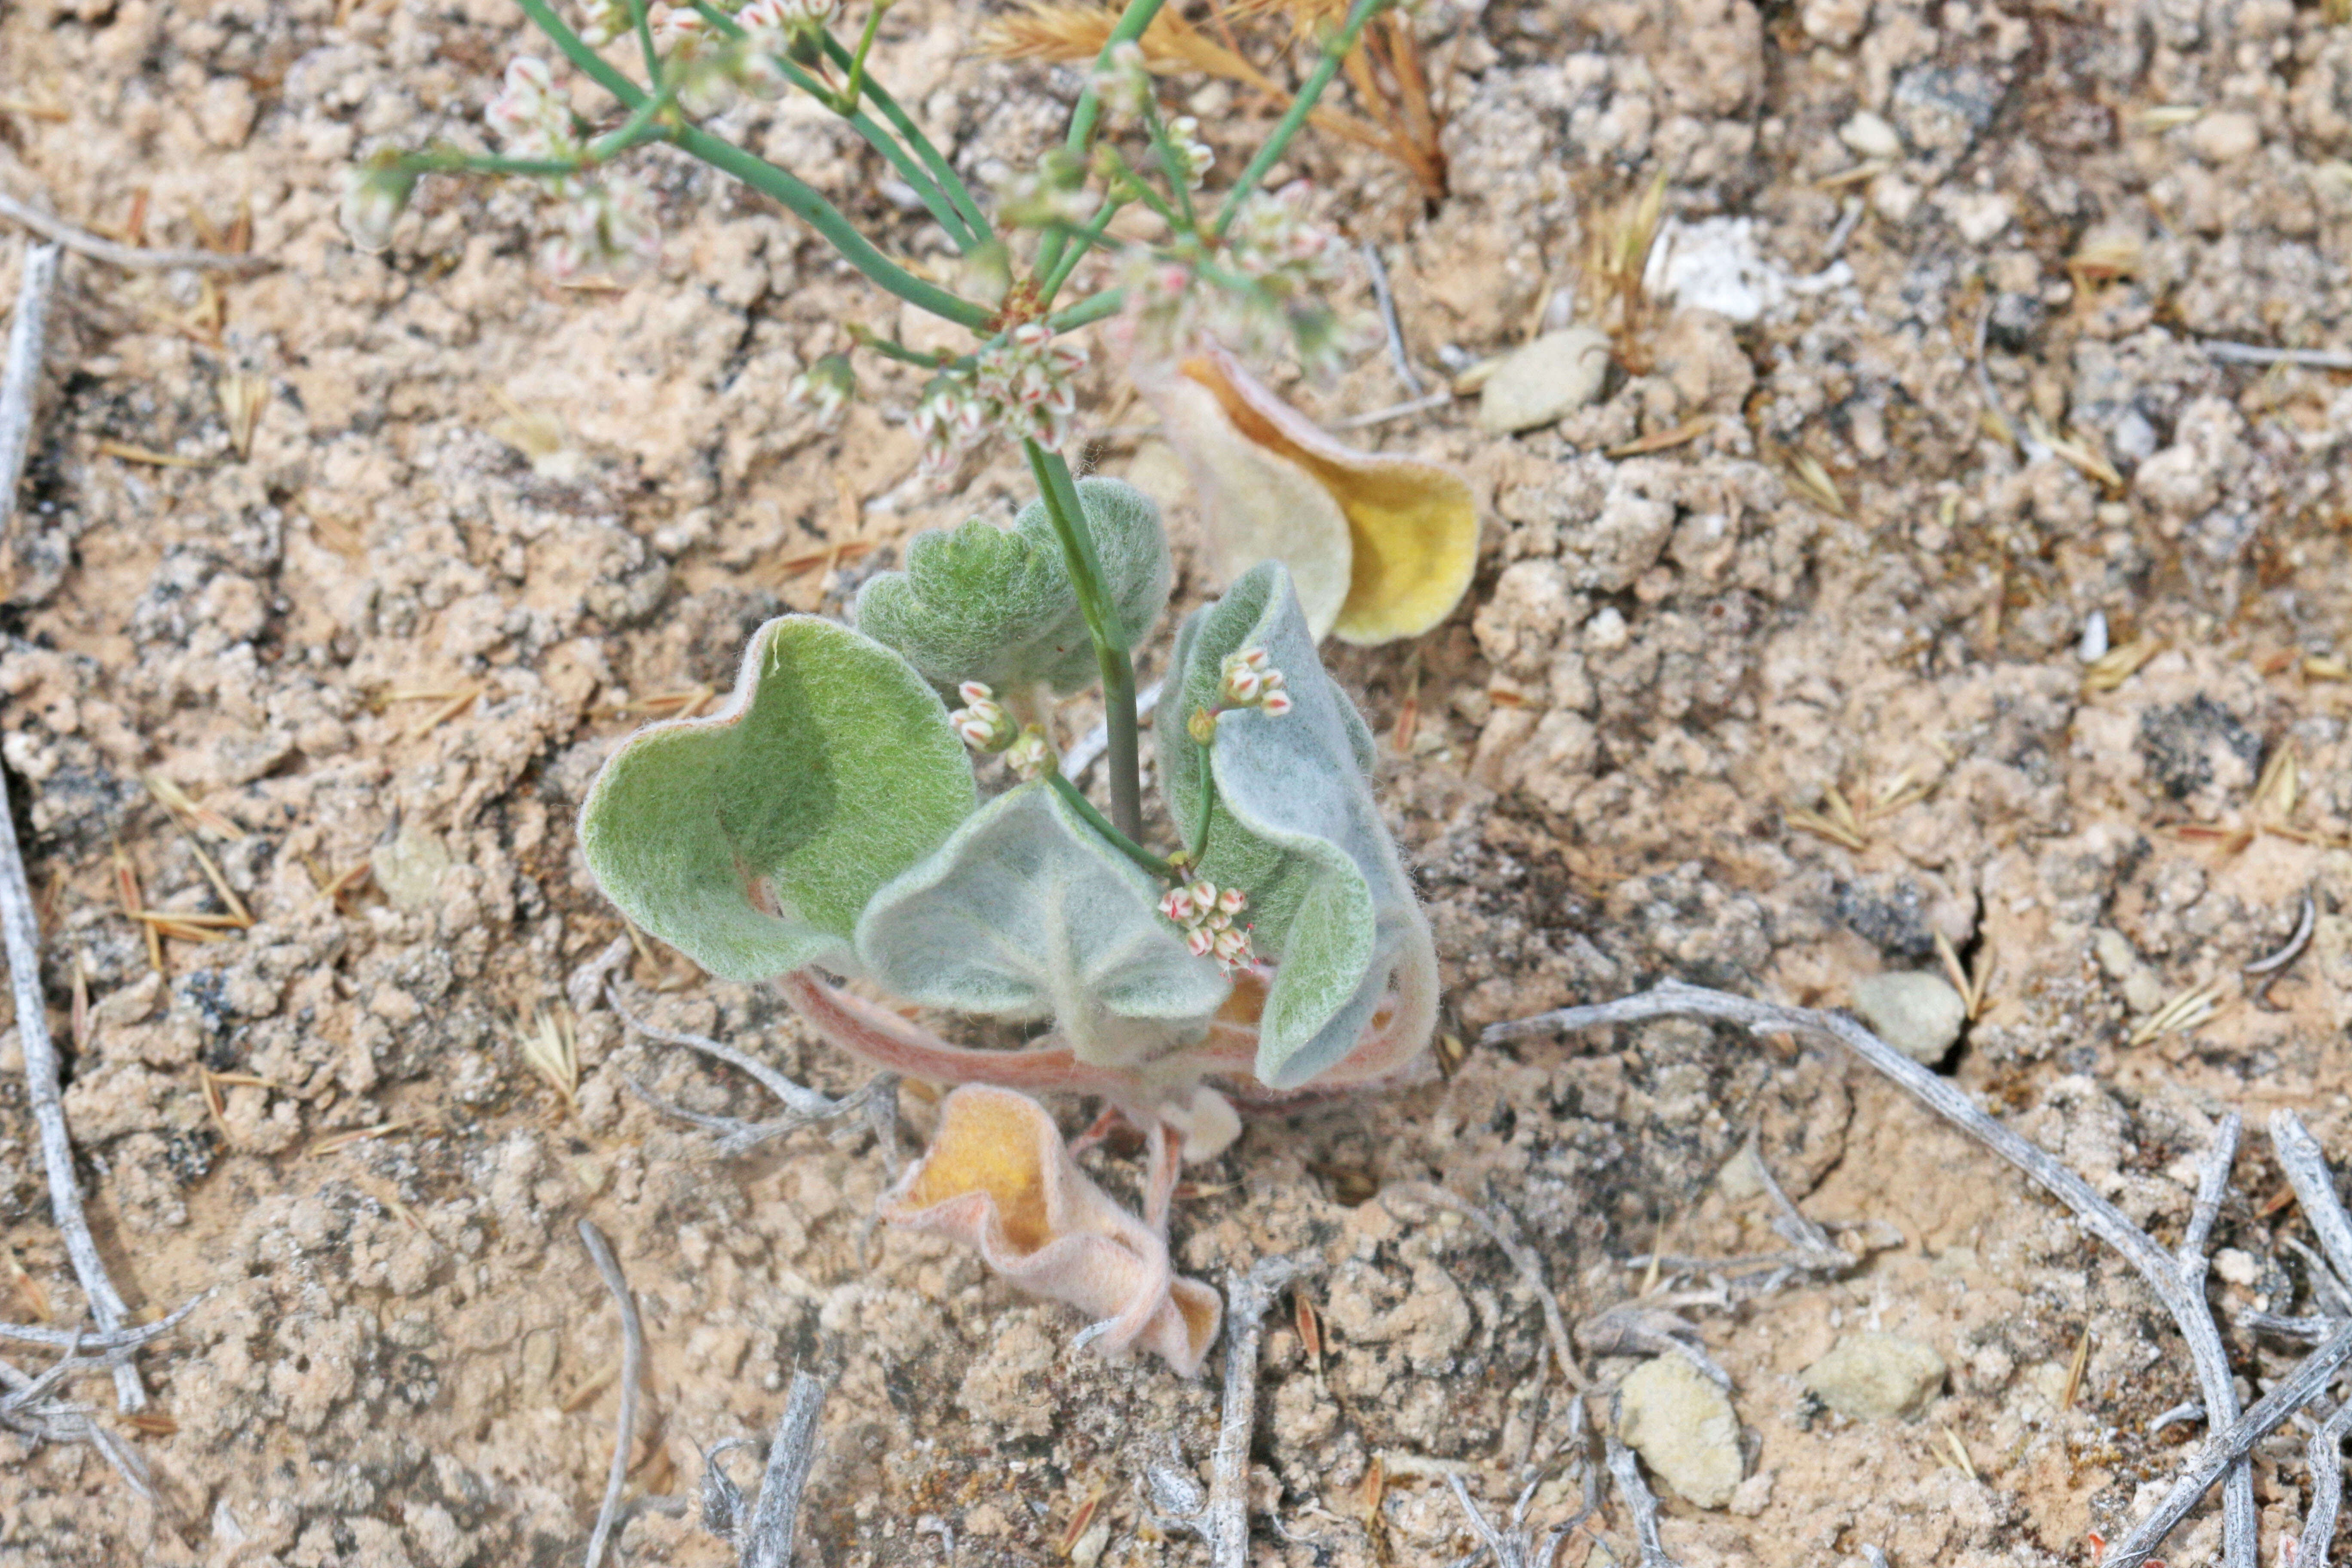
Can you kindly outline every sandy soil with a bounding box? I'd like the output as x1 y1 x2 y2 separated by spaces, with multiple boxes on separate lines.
2 0 2351 1563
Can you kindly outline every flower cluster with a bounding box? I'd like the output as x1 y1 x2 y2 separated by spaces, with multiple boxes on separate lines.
575 0 632 46
952 683 1059 781
540 175 662 278
480 57 663 278
1159 878 1253 973
913 324 1087 484
1219 647 1291 716
739 0 839 32
998 151 1099 230
1108 184 1361 374
1164 116 1213 191
949 681 1018 750
1222 181 1349 296
486 56 580 162
1091 40 1152 122
786 353 857 429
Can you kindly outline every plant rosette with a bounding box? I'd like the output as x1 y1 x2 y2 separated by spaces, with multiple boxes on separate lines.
578 479 1436 1371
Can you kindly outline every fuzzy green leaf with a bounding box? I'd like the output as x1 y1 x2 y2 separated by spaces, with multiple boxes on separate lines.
1158 563 1432 1090
854 477 1172 695
856 783 1229 1067
579 616 977 981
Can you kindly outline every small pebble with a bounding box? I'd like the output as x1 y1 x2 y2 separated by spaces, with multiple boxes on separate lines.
371 824 453 910
2189 110 2260 164
1849 971 1968 1063
1839 110 1903 161
2079 609 2109 663
1618 1354 1743 1509
1804 1332 1947 1421
1476 326 1613 434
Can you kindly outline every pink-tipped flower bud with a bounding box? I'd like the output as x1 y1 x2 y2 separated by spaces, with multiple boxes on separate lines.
1160 886 1197 924
1261 689 1293 717
1217 886 1248 916
957 680 995 706
1186 926 1217 959
1185 879 1217 913
949 698 1017 752
1213 926 1250 963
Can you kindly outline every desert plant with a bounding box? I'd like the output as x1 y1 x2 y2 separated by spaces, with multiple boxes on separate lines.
340 0 1461 1368
578 480 1436 1370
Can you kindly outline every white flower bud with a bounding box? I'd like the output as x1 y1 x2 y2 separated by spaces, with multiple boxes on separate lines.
337 161 415 254
1003 726 1055 781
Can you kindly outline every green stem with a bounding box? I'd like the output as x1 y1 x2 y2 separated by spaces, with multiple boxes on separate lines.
688 0 975 250
1047 287 1125 333
672 129 975 315
850 327 960 370
1049 773 1171 879
824 37 992 241
521 0 654 107
628 0 663 87
587 81 680 160
1036 0 1171 280
520 0 990 325
1039 198 1126 306
394 148 593 180
1023 441 1143 842
1212 0 1389 239
1140 100 1197 233
1191 721 1217 861
677 126 994 325
1097 146 1181 227
837 1 890 117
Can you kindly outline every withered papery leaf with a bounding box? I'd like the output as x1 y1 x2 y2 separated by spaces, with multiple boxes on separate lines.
1145 368 1354 638
881 1085 1222 1375
1170 349 1479 647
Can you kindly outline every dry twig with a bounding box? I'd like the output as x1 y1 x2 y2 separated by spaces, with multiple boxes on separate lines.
2 243 60 538
2202 340 2352 371
579 1219 646 1568
1361 243 1423 397
1487 980 2269 1568
1382 1183 1588 1388
0 260 144 1410
0 190 273 273
1210 1254 1312 1567
738 1370 829 1568
2306 1401 2352 1568
606 976 883 1153
1602 1426 1679 1568
1443 1473 1569 1568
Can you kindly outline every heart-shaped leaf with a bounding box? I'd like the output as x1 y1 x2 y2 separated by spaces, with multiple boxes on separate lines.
854 477 1172 695
579 616 977 981
1158 562 1436 1089
856 782 1230 1068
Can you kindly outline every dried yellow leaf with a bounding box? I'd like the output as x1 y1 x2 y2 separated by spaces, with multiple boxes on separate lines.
1159 351 1479 646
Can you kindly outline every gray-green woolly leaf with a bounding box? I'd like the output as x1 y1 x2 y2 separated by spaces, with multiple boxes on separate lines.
855 783 1229 1067
1158 562 1431 1090
853 477 1172 695
579 616 977 982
